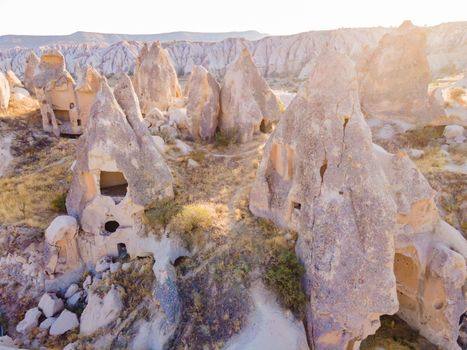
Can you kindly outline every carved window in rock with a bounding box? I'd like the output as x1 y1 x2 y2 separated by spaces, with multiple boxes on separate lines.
54 109 71 123
103 220 120 235
270 143 294 180
99 171 128 203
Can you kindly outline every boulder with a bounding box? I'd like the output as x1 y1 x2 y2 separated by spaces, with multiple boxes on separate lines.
39 317 57 330
66 291 85 308
185 65 220 141
187 159 199 168
24 51 40 93
145 107 166 130
64 283 80 299
45 216 78 245
49 310 79 336
133 42 182 113
168 108 187 131
95 256 112 273
80 285 123 335
152 136 166 154
443 124 465 144
174 139 192 155
0 71 11 112
219 48 282 143
359 21 444 123
15 307 42 334
38 293 64 318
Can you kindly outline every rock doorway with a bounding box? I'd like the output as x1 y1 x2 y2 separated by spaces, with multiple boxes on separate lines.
100 171 128 202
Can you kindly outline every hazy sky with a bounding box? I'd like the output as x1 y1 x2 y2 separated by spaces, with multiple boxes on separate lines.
1 0 466 36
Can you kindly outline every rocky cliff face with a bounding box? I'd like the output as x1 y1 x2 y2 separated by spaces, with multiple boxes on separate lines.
1 22 467 81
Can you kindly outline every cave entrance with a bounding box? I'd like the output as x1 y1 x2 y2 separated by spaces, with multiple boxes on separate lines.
117 243 128 258
100 171 128 202
104 220 120 234
54 109 71 123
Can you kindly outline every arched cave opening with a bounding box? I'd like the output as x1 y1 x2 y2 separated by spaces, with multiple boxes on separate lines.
117 243 128 258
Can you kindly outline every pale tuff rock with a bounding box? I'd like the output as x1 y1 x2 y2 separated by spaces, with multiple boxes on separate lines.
250 50 398 349
0 71 11 111
359 21 444 124
251 50 466 349
24 51 40 93
65 78 173 267
64 283 80 299
49 309 79 336
133 42 182 114
185 65 220 141
373 145 467 350
75 66 102 130
38 293 64 317
443 124 465 144
33 50 79 136
39 317 57 330
80 285 123 336
44 215 80 275
145 107 166 131
432 74 467 126
5 70 23 89
219 48 282 143
223 282 308 350
16 307 42 334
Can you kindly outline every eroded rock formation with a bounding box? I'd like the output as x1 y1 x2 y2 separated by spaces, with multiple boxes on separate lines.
24 51 40 93
359 21 444 124
133 42 182 114
66 77 173 242
0 71 10 112
33 50 79 136
75 66 101 129
219 48 283 143
250 50 466 349
185 65 220 141
251 50 398 349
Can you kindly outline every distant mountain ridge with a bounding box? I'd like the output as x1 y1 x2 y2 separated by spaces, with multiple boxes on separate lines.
0 30 267 49
1 22 466 82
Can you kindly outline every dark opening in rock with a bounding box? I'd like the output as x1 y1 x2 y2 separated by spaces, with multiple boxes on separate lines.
117 243 127 257
292 201 301 210
100 171 128 198
105 220 120 233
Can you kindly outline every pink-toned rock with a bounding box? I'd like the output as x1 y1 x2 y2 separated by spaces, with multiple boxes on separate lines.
219 48 282 143
133 42 182 113
185 65 220 142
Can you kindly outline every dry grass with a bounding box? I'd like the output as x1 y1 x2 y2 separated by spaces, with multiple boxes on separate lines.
414 146 447 172
0 97 39 118
449 87 467 106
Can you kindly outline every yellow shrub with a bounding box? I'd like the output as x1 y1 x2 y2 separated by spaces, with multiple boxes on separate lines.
172 203 213 233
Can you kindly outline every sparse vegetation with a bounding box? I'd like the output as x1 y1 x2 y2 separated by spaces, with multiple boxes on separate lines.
215 129 238 147
449 87 467 106
172 203 213 233
51 192 67 213
188 149 206 162
264 249 307 318
143 197 179 229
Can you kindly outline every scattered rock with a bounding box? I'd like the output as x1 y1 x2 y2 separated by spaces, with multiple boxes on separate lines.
67 291 85 307
49 310 79 336
64 284 80 299
16 307 42 334
187 159 199 168
174 139 192 155
152 135 166 154
39 317 57 330
443 124 465 144
95 256 112 273
38 293 64 318
109 261 121 273
408 149 425 159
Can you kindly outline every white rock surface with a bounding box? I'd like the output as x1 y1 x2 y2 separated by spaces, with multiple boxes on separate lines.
39 317 57 330
49 310 79 336
152 135 166 154
223 283 308 350
64 284 80 299
187 159 199 168
38 293 64 318
67 291 85 307
44 216 78 245
443 124 465 143
109 261 121 273
174 139 192 155
95 256 112 273
15 307 42 334
79 285 123 336
0 71 10 112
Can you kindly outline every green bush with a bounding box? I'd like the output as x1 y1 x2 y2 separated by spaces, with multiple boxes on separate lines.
265 249 307 318
172 203 213 233
144 198 179 229
51 192 67 213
